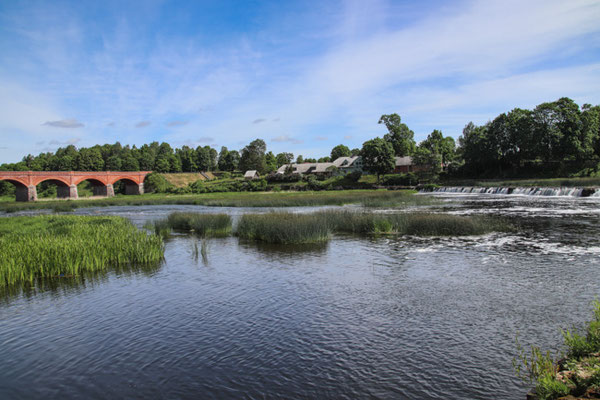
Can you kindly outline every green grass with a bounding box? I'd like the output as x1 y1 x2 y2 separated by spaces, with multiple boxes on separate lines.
236 213 330 244
235 210 512 244
0 190 424 212
153 212 232 237
317 210 512 235
0 215 164 287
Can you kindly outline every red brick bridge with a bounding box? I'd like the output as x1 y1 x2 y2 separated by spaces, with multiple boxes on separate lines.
0 171 151 201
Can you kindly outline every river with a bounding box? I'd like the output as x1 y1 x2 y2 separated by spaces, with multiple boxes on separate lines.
1 193 599 399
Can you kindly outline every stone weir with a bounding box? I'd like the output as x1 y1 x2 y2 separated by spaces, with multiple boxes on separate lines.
425 186 599 197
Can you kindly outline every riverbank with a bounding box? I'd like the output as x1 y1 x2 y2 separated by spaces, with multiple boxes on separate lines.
516 300 600 400
0 189 431 213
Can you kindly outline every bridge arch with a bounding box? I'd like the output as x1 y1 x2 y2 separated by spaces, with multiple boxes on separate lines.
112 177 144 195
35 178 77 199
0 178 35 201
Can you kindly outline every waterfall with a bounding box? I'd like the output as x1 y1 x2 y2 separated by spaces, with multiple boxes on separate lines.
430 186 598 197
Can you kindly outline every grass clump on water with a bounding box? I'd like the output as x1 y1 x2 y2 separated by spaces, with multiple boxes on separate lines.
0 215 164 288
316 210 512 236
234 210 510 244
153 212 232 237
236 213 330 244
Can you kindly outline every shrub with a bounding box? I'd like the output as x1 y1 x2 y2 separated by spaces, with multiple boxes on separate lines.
345 171 362 182
144 172 173 193
382 173 417 186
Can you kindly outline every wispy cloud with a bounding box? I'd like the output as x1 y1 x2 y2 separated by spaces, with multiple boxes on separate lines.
315 136 327 141
42 119 84 128
272 135 303 144
49 138 80 145
253 118 266 124
135 121 151 128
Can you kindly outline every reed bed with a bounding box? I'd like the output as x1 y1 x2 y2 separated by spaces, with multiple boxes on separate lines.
0 190 421 212
316 210 512 236
236 213 330 244
153 212 232 237
235 210 512 243
0 215 164 287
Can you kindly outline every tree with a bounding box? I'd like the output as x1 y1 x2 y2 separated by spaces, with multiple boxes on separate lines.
350 148 361 156
318 156 331 163
296 155 304 164
218 147 230 171
223 150 240 171
178 146 197 172
360 137 395 182
264 151 278 172
275 152 294 167
413 146 442 176
330 144 350 160
379 113 416 156
239 139 267 173
76 147 104 171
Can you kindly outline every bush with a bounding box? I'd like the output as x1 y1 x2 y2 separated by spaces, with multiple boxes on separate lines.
345 171 362 182
266 172 302 183
144 172 173 193
382 173 417 186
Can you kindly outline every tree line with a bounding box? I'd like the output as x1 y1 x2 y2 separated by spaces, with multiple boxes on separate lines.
1 97 598 180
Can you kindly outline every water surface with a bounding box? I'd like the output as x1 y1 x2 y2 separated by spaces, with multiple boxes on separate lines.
1 194 599 399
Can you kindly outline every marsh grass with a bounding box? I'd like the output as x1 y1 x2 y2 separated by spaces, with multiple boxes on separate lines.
0 215 164 288
0 190 421 212
316 210 512 236
154 212 232 237
236 213 330 244
235 210 510 243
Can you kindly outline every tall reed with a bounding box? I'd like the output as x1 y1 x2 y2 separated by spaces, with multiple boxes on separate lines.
316 210 511 236
236 213 330 244
154 212 232 237
0 215 164 288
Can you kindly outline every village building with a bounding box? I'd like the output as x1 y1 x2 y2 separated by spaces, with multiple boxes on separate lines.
244 170 260 180
276 156 363 177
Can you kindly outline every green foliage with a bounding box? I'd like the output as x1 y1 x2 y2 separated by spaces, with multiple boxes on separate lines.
381 173 417 186
331 144 351 160
0 215 164 287
361 137 396 181
239 139 267 173
275 152 294 167
144 172 173 193
379 113 416 156
236 213 330 244
513 300 600 400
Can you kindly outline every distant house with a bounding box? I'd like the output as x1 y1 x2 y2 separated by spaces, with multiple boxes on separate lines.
332 156 362 173
394 156 432 173
276 156 363 177
244 170 260 180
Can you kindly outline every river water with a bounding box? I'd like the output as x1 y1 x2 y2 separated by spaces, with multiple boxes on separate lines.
1 194 599 399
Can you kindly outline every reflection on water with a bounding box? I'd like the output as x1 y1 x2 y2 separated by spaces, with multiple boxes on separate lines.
0 195 599 399
0 262 163 303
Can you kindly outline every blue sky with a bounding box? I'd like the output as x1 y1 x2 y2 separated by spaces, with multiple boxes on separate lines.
1 0 599 163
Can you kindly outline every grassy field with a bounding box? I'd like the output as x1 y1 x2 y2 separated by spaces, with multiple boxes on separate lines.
0 215 164 287
0 189 425 213
161 172 210 187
